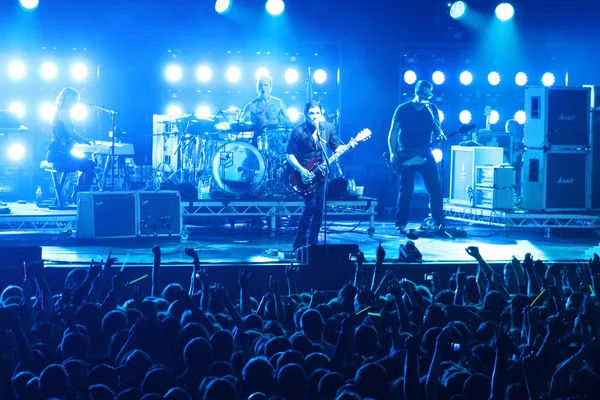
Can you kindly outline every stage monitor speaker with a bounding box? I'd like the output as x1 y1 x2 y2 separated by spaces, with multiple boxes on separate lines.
0 246 42 268
138 191 182 238
587 85 600 210
77 192 138 239
449 146 504 206
524 86 591 148
298 244 360 266
522 150 589 211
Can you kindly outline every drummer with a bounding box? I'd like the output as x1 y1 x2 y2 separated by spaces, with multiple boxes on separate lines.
240 75 291 146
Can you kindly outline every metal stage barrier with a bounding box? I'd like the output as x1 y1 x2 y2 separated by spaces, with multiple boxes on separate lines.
444 202 600 235
181 197 378 238
0 197 378 238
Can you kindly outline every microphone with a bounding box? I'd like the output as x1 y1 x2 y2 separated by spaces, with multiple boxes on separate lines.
86 104 119 115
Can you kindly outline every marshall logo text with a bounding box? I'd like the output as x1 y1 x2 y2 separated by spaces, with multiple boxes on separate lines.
557 177 575 184
558 114 576 121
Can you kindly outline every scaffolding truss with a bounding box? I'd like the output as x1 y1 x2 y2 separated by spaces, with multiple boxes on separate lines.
444 203 600 232
0 214 77 231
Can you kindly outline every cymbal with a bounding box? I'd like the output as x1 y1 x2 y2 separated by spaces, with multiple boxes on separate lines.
214 122 231 131
230 121 256 132
263 123 289 131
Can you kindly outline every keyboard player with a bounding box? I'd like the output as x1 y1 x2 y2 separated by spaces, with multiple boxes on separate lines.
46 88 95 197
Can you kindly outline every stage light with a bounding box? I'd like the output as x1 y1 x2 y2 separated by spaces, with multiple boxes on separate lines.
166 105 183 116
284 68 299 84
313 69 327 84
459 110 472 124
459 71 473 85
404 70 417 85
265 0 285 16
542 72 555 87
432 71 445 85
489 110 500 125
438 109 445 123
255 67 270 80
40 103 55 122
7 144 25 161
71 63 88 81
449 1 467 20
514 110 526 124
196 65 212 82
71 148 86 159
432 148 443 163
488 71 501 86
226 66 241 83
70 104 88 121
41 62 58 80
19 0 38 10
165 65 182 82
9 61 26 79
495 3 514 22
9 102 25 119
515 72 527 86
287 107 300 123
228 106 239 112
215 0 232 14
195 105 212 118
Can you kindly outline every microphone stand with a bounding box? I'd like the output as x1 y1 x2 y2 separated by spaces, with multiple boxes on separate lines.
424 103 447 232
316 122 331 246
90 104 119 191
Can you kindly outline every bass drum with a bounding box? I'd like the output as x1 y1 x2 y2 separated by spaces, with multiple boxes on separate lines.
211 141 265 195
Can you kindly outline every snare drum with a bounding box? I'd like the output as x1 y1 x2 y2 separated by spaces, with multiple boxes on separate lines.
211 141 265 195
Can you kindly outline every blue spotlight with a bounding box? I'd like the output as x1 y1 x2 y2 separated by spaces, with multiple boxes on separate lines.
515 72 527 86
432 71 445 85
196 65 212 82
488 71 501 86
438 109 445 123
226 66 241 83
284 68 299 84
287 107 301 123
449 1 468 20
215 0 232 15
404 70 417 85
495 3 514 22
265 0 285 16
459 71 473 85
459 110 472 124
19 0 39 10
542 72 555 87
489 110 500 125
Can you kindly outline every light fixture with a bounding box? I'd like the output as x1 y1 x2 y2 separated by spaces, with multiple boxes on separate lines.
265 0 285 16
404 70 417 85
449 1 468 20
495 3 514 22
459 71 473 85
196 66 212 82
19 0 39 10
515 72 527 86
215 0 232 15
313 69 327 84
165 65 182 82
71 63 88 81
226 66 241 83
284 68 299 84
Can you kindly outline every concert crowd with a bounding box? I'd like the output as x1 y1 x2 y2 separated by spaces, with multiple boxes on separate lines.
1 245 599 400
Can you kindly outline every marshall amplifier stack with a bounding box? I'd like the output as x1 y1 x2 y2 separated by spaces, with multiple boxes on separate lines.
523 86 592 211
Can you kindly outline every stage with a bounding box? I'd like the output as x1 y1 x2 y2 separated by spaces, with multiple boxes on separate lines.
0 201 598 266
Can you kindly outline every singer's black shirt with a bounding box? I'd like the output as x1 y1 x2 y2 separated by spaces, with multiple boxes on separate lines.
393 101 440 152
286 121 341 167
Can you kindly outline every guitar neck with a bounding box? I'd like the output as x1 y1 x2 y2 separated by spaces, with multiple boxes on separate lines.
326 142 353 165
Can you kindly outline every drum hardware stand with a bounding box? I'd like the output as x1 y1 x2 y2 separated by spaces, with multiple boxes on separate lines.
89 104 124 191
316 123 331 246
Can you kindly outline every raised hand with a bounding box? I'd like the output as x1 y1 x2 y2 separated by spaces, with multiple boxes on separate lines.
185 247 199 260
238 269 251 289
197 268 209 285
214 283 229 302
104 251 118 269
269 275 280 294
523 253 534 270
151 245 161 257
456 267 467 289
376 242 386 264
589 253 600 275
285 265 299 280
465 246 481 259
88 259 102 281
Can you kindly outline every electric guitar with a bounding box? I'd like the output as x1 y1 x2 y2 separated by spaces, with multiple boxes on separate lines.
289 128 372 197
383 123 476 172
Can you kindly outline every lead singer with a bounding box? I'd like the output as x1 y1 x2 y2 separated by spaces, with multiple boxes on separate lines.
287 100 341 251
388 80 446 233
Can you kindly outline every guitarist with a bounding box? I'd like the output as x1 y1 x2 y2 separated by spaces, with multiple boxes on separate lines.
46 88 95 198
387 80 446 233
286 100 342 251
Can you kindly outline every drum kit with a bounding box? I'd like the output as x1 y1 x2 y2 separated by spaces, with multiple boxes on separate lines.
153 113 296 199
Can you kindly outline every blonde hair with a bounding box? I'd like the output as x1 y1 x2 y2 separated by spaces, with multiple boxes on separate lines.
52 87 80 124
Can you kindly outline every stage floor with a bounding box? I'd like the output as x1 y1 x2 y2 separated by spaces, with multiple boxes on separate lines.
3 220 599 266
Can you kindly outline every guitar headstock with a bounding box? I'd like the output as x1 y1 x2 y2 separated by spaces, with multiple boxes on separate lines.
353 128 372 143
484 106 491 118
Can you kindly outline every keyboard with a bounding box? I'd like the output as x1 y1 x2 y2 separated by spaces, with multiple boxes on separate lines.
74 140 135 156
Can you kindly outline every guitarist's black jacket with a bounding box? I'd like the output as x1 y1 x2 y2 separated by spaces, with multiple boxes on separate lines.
286 121 341 167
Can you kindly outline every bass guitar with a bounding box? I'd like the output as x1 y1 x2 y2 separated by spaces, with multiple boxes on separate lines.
383 123 476 173
289 128 372 197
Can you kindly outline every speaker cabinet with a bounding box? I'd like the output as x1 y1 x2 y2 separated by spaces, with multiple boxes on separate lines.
522 150 590 211
524 86 591 148
77 192 138 239
138 191 182 237
0 246 42 268
449 146 504 206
